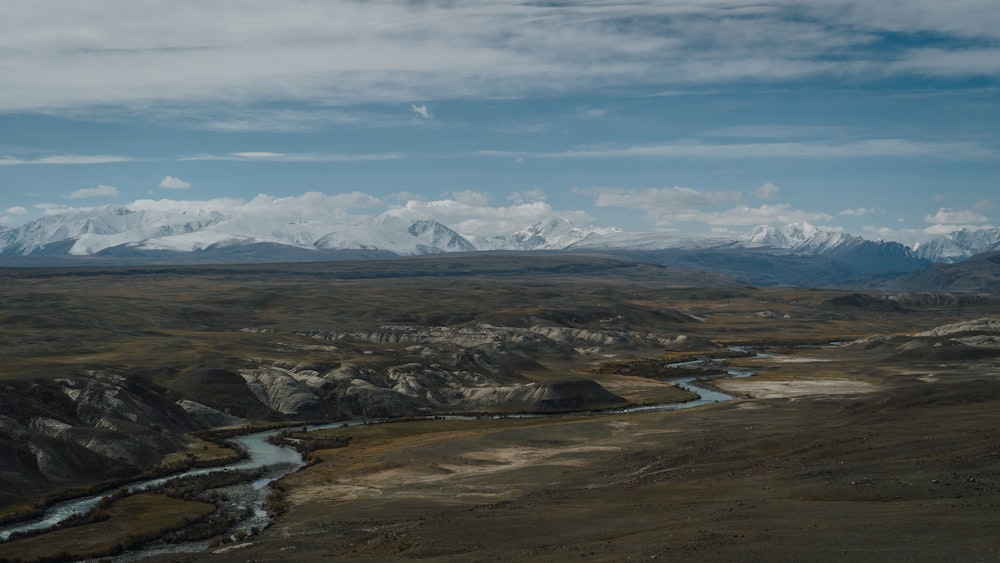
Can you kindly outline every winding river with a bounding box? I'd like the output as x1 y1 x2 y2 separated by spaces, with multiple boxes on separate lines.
0 361 754 550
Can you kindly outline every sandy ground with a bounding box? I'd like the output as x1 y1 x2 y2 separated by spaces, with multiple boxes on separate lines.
717 378 878 398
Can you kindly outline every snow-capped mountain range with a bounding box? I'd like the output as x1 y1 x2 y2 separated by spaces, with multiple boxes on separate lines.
740 223 1000 264
2 204 999 266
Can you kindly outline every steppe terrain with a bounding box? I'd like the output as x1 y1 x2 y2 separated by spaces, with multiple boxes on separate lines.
1 253 999 561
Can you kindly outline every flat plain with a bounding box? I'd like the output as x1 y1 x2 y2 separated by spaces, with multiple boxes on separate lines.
1 254 999 561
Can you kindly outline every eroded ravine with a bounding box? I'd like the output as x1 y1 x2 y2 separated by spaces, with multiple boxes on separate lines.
0 361 753 557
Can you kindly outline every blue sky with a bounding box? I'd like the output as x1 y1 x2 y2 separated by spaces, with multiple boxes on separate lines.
1 1 998 244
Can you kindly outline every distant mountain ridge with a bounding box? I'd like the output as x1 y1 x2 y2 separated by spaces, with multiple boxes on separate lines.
737 222 928 276
0 207 995 277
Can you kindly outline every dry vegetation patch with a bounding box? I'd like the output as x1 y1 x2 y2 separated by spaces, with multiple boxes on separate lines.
0 494 214 562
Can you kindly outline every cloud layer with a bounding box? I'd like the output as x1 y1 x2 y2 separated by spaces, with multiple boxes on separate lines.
1 1 998 116
66 185 119 199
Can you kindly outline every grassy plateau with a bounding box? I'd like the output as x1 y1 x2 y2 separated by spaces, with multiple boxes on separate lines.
0 253 998 561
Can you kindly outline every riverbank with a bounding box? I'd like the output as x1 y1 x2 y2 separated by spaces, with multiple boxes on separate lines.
185 369 1000 562
0 363 746 560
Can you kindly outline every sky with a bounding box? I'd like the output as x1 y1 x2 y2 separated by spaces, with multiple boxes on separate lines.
1 1 998 245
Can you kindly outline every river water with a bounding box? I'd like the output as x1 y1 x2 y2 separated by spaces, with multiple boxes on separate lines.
0 425 349 543
0 360 753 552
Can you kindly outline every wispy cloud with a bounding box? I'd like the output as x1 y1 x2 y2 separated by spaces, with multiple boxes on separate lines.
509 189 547 205
0 154 134 166
890 48 1000 77
1 1 997 116
577 185 837 230
181 151 405 163
753 182 780 200
576 185 742 228
559 139 994 159
477 139 994 160
840 207 878 217
582 186 743 210
924 207 990 224
5 206 29 215
66 185 119 199
703 204 834 227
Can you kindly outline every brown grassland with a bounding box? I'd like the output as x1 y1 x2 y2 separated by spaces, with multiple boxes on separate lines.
1 254 999 561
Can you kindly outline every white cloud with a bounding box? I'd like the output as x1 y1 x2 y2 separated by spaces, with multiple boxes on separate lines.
384 194 594 235
705 204 834 227
582 186 743 210
0 216 12 227
0 154 134 166
0 1 996 116
178 107 380 132
388 191 426 202
578 185 744 228
182 151 404 163
575 107 608 118
230 152 285 160
923 207 989 224
840 207 877 217
479 139 994 160
411 104 433 119
509 189 547 205
66 185 119 199
125 192 383 224
240 192 383 218
159 175 192 189
6 206 28 215
494 123 552 135
450 190 492 207
753 182 779 200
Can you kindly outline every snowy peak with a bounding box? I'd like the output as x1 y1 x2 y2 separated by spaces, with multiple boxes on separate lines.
312 217 470 255
741 222 826 249
737 222 926 276
915 228 1000 263
408 220 477 253
741 222 873 253
0 206 228 256
511 217 598 250
0 205 988 273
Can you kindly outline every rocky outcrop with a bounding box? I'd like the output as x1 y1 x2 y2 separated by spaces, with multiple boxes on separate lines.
505 379 627 412
240 366 326 415
177 400 249 428
232 357 627 418
0 373 202 498
914 318 1000 338
298 322 701 358
337 379 433 418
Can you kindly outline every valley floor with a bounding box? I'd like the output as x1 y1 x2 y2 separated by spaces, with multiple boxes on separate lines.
150 350 1000 562
2 259 999 561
